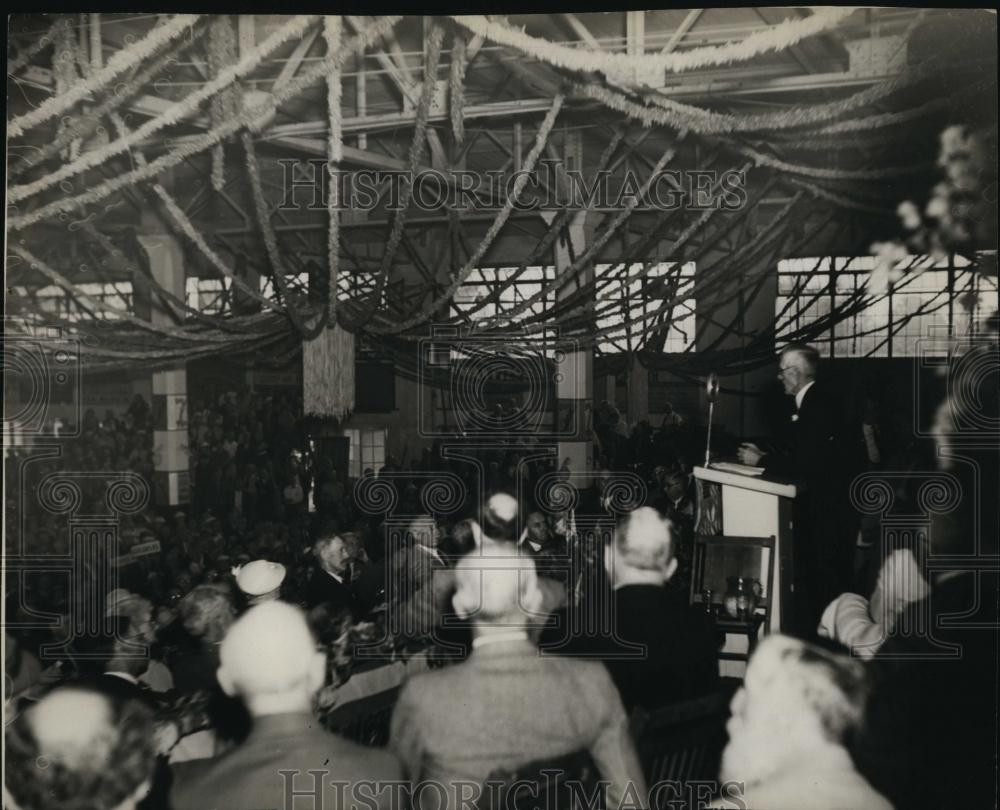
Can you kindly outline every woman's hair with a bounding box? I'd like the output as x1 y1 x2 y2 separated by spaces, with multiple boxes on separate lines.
179 583 235 643
4 689 157 810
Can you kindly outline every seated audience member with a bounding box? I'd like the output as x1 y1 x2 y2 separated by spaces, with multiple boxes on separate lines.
390 543 646 809
713 635 891 810
172 584 236 692
4 686 159 810
543 507 717 712
305 526 358 613
818 545 930 659
518 511 563 556
854 494 998 809
106 589 173 693
650 470 694 524
604 507 717 711
171 601 400 810
76 614 157 706
232 559 285 608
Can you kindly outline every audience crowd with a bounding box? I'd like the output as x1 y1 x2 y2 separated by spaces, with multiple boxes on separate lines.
4 371 996 810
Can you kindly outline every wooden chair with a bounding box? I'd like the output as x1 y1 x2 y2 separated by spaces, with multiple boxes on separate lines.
478 749 602 810
689 535 776 662
631 686 736 794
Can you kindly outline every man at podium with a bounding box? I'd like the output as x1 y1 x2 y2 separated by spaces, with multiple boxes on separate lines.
737 343 856 636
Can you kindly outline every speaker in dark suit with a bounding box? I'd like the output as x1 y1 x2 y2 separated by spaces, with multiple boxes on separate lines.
739 344 857 635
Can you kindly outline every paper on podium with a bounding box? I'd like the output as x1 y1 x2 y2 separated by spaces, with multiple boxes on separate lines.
711 461 765 477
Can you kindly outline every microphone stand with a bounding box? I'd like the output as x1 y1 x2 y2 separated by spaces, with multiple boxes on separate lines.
705 400 715 468
704 373 719 468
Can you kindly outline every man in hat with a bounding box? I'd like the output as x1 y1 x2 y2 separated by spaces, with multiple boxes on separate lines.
233 560 286 607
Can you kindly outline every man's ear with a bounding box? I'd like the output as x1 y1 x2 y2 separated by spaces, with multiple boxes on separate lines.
307 651 327 693
663 557 679 583
216 665 236 697
451 589 472 619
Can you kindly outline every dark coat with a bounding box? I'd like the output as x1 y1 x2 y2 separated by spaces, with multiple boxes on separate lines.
303 565 356 614
171 711 401 810
541 584 719 713
762 381 858 631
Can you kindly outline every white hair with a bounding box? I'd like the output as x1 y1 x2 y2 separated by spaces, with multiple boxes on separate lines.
614 507 673 572
452 543 542 623
219 602 317 697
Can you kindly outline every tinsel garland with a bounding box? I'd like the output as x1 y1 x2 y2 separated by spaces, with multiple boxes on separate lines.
451 9 855 76
7 14 200 138
569 60 938 137
9 245 232 344
9 31 207 181
371 93 564 334
7 16 401 232
324 16 343 324
789 178 894 216
578 189 799 348
78 220 268 334
479 135 695 328
52 17 79 161
145 174 283 314
208 16 240 192
730 143 926 180
243 131 328 340
8 14 317 205
571 177 784 334
459 129 627 323
449 31 468 148
804 97 948 137
7 18 59 77
303 322 355 421
356 21 445 330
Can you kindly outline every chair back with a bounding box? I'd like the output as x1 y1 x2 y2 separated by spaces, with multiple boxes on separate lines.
632 688 734 788
478 749 602 810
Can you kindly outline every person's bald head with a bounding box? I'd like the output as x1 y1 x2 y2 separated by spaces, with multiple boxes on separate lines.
4 687 156 810
778 343 820 396
608 507 678 584
452 543 543 625
217 601 325 715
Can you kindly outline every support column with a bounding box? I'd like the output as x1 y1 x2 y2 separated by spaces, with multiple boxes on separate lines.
136 232 190 507
548 209 594 487
625 354 649 427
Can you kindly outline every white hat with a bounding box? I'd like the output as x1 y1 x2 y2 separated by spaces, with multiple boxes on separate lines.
232 560 286 596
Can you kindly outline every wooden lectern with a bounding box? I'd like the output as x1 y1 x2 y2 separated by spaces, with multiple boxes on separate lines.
693 465 797 633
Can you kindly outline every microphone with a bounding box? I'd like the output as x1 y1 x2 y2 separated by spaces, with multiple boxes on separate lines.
704 373 719 468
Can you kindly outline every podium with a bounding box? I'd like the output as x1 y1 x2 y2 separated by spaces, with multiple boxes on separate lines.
693 465 796 633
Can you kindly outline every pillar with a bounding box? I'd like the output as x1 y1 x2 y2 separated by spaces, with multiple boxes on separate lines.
625 353 649 427
547 209 594 487
136 232 190 507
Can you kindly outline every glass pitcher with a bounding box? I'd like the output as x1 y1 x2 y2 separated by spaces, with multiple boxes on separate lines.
723 576 762 620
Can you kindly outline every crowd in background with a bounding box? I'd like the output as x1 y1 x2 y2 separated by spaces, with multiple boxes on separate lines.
4 361 997 810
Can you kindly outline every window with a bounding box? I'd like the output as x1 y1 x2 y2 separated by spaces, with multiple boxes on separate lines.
259 272 310 303
776 254 997 358
186 277 231 314
451 265 556 323
595 261 697 354
449 265 558 359
343 427 387 478
11 282 133 324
